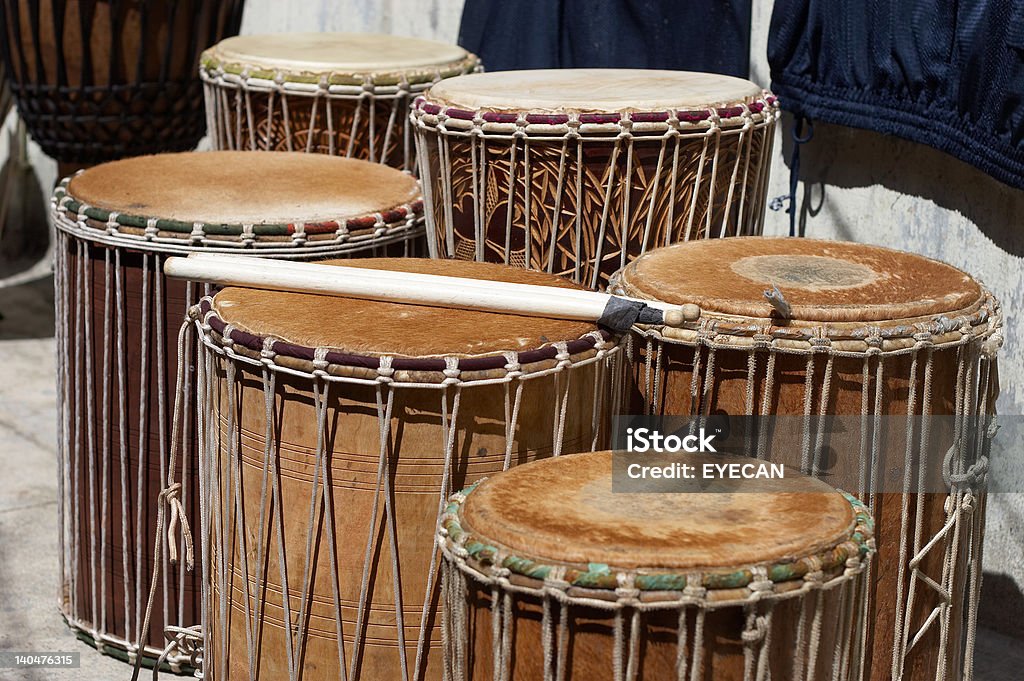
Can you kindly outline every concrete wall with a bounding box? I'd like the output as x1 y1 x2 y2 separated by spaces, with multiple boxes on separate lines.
239 0 462 42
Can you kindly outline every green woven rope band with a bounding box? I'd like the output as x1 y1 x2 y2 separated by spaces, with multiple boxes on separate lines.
443 483 873 593
53 180 423 240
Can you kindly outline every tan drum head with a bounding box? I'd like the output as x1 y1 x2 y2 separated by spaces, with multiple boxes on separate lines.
424 69 764 113
459 451 857 570
66 151 419 226
203 32 471 75
211 259 599 357
614 237 984 324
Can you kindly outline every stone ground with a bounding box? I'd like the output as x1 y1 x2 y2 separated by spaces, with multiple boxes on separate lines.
0 267 1021 681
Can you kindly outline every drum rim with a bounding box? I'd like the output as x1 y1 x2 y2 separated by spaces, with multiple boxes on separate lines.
52 176 424 249
197 297 619 385
411 89 779 135
608 242 1002 356
200 38 481 89
441 475 873 601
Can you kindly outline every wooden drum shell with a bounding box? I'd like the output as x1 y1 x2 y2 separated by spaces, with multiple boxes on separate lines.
627 342 969 680
200 331 619 680
55 233 203 668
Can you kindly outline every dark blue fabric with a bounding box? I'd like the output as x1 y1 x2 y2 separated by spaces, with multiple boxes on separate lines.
458 0 752 78
769 0 1024 189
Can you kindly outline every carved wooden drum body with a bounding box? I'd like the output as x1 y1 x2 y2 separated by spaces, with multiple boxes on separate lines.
201 32 480 171
0 0 244 168
412 69 779 288
440 451 874 681
194 260 623 681
51 151 423 669
609 238 1002 681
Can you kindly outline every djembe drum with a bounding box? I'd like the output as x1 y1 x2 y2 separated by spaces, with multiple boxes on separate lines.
51 151 423 669
411 69 779 288
0 0 244 173
609 238 1002 681
193 259 623 681
201 32 480 170
439 451 875 680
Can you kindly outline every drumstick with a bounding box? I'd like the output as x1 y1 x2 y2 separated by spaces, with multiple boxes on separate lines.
164 253 699 330
187 252 685 315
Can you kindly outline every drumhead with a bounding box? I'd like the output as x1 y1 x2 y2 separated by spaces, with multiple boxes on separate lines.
424 69 764 113
614 237 984 324
203 32 472 75
457 451 861 571
211 259 600 357
66 151 419 227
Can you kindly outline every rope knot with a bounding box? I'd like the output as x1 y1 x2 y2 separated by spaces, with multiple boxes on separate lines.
502 351 521 374
741 616 769 644
161 483 195 571
260 336 277 361
312 347 330 373
442 356 461 384
981 333 1003 358
554 341 570 364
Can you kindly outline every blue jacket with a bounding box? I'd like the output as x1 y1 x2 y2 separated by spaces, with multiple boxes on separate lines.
769 1 1024 189
459 0 752 76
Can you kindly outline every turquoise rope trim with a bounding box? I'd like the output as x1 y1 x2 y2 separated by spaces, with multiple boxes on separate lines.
443 485 874 593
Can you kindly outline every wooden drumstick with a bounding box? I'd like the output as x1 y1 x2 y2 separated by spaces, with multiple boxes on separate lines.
165 253 701 331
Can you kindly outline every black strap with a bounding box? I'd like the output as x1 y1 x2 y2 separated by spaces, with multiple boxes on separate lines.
597 297 663 332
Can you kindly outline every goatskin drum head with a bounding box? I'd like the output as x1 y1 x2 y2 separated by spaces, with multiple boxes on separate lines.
459 450 857 570
613 237 985 324
66 151 419 226
203 32 471 74
211 259 598 357
424 69 764 113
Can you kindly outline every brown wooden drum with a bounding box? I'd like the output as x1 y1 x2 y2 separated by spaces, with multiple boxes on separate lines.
439 450 875 681
609 237 1003 681
194 260 623 681
201 32 480 171
412 69 779 288
51 151 423 669
0 0 244 170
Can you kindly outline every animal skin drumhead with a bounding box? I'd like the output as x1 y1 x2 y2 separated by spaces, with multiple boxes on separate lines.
460 451 856 570
614 237 984 323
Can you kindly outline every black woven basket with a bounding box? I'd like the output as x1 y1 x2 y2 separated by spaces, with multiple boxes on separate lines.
0 0 245 165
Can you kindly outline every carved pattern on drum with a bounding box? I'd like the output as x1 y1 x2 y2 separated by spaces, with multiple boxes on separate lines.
612 292 1002 681
201 52 480 171
413 97 779 288
194 309 623 681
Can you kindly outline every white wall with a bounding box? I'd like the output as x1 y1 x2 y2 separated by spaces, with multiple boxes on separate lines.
239 0 463 42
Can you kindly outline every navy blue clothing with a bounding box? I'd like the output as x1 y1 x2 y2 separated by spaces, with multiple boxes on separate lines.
769 1 1024 189
458 0 752 78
